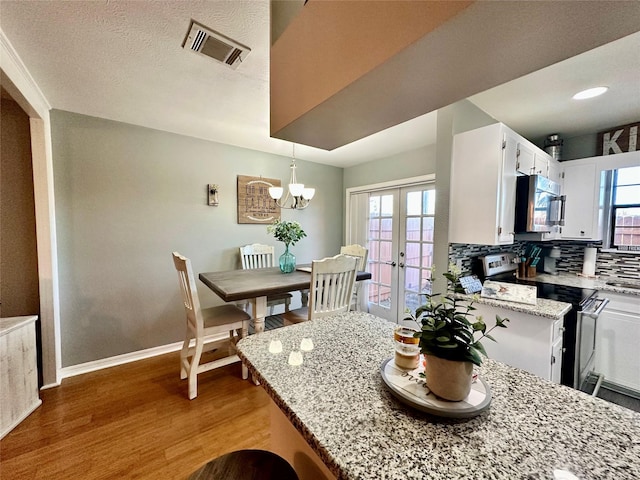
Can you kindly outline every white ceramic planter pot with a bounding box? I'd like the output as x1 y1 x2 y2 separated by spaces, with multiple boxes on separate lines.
424 355 473 401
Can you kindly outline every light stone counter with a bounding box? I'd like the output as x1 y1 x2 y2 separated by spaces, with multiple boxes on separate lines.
237 312 640 480
533 273 640 297
453 292 572 319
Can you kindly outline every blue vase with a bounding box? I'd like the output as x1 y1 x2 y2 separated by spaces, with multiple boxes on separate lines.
279 244 296 273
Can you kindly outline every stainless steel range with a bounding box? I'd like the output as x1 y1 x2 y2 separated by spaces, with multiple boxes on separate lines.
476 253 609 392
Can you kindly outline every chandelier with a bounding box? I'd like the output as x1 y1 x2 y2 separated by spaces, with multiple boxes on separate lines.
268 144 315 210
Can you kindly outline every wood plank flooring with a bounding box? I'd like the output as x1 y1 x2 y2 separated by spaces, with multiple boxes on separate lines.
0 350 271 479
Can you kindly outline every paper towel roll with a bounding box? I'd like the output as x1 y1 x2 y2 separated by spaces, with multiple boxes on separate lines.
582 247 597 277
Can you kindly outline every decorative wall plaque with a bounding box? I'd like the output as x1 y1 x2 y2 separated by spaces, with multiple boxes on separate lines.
237 175 281 224
597 122 639 155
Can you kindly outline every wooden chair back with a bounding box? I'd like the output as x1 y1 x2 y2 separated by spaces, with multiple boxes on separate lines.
340 244 368 271
172 251 204 335
240 243 276 269
309 254 358 320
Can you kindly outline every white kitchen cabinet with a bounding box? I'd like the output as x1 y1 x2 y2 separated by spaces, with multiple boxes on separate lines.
560 161 603 240
516 141 551 177
547 157 562 184
471 303 564 382
1 316 42 439
450 123 518 245
533 152 551 177
594 291 640 393
516 141 536 175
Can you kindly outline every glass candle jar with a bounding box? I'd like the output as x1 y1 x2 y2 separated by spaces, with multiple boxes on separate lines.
394 326 420 369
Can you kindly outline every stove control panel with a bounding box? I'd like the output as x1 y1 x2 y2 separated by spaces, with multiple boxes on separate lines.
480 253 518 278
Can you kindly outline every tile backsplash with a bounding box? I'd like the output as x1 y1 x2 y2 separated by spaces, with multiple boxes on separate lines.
449 241 640 280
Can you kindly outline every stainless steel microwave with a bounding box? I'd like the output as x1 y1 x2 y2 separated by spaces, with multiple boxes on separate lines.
515 175 565 233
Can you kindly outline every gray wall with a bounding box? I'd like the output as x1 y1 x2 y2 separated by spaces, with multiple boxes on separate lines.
51 110 343 367
343 144 437 189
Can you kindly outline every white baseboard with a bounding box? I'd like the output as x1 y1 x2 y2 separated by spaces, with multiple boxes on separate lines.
59 333 228 380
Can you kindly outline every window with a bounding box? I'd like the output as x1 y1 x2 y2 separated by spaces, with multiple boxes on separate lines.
610 166 640 249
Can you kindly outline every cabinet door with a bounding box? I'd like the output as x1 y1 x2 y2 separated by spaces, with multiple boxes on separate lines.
551 337 563 384
498 131 518 244
547 157 562 184
561 162 600 239
595 309 640 392
533 152 550 177
516 142 536 175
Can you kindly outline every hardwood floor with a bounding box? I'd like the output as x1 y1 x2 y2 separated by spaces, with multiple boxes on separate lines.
0 350 271 479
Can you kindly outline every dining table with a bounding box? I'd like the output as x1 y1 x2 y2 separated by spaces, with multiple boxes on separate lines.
198 265 371 334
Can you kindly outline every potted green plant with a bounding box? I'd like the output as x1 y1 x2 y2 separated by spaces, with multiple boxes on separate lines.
267 219 307 273
404 267 509 401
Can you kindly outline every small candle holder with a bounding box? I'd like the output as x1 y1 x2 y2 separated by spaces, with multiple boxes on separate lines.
300 338 314 352
288 351 303 366
268 339 283 354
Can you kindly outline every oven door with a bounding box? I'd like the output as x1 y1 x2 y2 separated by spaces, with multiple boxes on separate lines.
575 297 610 390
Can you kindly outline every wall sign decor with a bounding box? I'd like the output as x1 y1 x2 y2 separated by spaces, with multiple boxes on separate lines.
597 121 639 155
237 175 281 224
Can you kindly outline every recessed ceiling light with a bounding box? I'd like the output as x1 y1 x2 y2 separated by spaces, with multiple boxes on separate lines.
572 86 608 100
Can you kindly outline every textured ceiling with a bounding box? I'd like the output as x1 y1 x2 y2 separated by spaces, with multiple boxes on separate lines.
0 1 638 167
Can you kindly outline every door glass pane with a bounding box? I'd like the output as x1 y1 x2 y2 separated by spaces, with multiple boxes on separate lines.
422 243 434 269
406 217 420 241
407 191 422 215
381 195 394 216
380 219 393 239
369 240 379 261
369 218 380 238
369 196 380 216
405 242 420 267
422 217 434 242
423 190 436 215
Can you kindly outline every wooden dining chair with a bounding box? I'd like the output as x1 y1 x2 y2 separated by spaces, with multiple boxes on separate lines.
172 252 251 400
340 244 369 311
239 244 292 315
282 254 358 325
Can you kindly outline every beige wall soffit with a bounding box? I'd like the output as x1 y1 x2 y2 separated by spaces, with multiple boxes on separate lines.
270 1 640 151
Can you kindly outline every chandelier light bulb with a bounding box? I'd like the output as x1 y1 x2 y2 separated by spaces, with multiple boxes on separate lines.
269 186 284 200
289 183 304 197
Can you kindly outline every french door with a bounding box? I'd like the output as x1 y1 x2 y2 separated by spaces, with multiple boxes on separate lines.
366 184 435 323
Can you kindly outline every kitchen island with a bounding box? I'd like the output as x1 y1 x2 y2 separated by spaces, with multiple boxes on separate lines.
236 312 640 480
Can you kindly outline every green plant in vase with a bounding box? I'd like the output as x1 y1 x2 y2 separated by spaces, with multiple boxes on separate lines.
267 219 307 273
404 265 509 401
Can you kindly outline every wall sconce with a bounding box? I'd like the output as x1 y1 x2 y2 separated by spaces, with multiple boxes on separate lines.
208 184 219 206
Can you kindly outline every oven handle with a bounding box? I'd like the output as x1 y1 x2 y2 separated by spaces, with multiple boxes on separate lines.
583 297 609 318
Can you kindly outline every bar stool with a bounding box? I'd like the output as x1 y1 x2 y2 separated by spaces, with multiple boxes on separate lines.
188 450 299 480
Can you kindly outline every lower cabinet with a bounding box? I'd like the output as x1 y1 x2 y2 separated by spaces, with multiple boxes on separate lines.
1 315 42 439
471 304 564 382
595 292 640 393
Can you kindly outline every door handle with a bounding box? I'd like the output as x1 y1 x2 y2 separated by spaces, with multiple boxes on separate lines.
384 261 397 267
399 262 405 268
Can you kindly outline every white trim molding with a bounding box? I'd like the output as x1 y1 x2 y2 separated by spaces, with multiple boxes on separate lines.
2 26 61 387
59 333 231 380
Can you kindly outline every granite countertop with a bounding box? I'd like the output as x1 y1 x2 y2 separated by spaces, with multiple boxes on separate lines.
237 312 640 480
532 273 640 297
452 292 572 319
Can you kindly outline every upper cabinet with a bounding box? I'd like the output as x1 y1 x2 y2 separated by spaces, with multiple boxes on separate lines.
560 161 602 240
515 142 554 177
450 123 519 245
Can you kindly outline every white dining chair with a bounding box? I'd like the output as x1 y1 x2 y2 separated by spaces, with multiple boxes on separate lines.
172 252 251 400
282 254 358 325
340 244 369 311
239 243 292 315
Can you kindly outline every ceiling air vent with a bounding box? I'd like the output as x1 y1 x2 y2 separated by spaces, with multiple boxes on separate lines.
182 20 250 69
